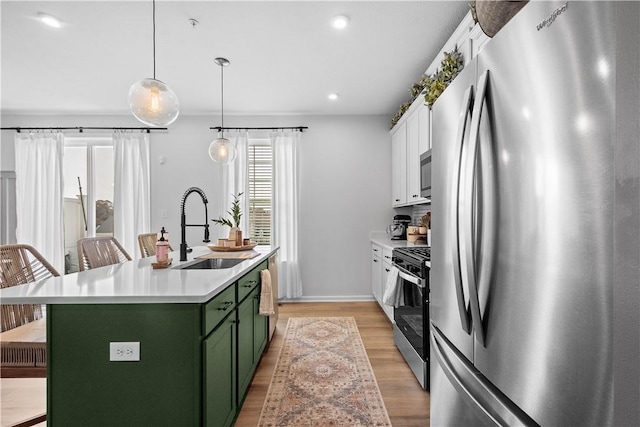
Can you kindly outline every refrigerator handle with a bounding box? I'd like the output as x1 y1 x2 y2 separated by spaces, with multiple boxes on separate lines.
451 85 474 335
464 70 494 347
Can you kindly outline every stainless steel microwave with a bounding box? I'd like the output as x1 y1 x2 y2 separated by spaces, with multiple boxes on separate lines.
420 149 432 199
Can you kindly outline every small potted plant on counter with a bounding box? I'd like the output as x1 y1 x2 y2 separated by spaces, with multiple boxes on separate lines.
212 192 244 246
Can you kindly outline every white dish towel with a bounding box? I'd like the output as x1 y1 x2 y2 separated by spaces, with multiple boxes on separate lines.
259 269 275 316
382 266 403 307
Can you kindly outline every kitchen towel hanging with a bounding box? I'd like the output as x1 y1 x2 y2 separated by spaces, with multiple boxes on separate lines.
259 269 275 316
382 266 403 307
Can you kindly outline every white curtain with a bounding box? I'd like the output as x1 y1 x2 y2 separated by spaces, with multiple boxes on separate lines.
113 131 150 259
14 132 65 273
217 131 249 239
272 131 302 298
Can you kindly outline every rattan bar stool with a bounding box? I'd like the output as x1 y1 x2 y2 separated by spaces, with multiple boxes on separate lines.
0 244 60 378
77 236 132 271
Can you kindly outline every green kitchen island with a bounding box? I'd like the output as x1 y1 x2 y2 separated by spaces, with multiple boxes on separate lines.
0 245 278 427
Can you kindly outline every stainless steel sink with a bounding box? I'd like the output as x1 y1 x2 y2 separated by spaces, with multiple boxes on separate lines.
173 258 245 270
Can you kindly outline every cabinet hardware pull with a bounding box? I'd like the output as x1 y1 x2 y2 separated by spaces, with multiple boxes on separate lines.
217 301 233 311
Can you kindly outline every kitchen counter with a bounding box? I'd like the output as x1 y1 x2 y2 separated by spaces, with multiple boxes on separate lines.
3 245 279 426
0 245 278 305
370 231 429 250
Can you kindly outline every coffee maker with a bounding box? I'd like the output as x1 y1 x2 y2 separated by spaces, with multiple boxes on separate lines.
386 214 412 240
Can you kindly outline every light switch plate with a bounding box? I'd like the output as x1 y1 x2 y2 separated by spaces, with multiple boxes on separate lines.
109 342 140 362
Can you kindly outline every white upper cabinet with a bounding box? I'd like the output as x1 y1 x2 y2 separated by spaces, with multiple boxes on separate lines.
406 103 430 204
389 11 490 208
391 122 407 206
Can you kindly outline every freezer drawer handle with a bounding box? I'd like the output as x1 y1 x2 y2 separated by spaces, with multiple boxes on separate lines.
430 322 539 427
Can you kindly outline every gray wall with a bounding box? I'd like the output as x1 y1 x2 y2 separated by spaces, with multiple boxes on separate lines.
1 113 394 300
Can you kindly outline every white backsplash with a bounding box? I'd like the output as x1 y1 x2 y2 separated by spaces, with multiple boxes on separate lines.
411 203 431 227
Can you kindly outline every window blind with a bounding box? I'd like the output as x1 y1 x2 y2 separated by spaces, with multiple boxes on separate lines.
248 143 272 245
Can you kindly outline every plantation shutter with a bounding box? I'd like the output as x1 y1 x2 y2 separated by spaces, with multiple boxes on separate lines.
248 143 272 244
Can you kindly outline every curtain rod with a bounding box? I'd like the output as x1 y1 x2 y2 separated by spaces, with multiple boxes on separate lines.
210 126 308 132
1 127 167 133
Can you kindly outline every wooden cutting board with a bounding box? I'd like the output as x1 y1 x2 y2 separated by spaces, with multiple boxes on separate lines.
196 250 260 260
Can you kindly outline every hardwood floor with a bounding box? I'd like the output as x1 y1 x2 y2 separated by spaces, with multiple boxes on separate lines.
235 301 430 426
0 378 46 427
0 302 430 426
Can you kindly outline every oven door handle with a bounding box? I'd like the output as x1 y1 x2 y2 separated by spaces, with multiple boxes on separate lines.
395 265 426 289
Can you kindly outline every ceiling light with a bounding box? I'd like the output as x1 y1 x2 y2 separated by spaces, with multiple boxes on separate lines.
37 12 62 29
209 58 237 164
128 0 179 127
331 15 349 30
328 93 339 101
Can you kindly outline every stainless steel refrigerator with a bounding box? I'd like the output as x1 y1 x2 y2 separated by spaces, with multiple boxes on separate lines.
430 1 639 426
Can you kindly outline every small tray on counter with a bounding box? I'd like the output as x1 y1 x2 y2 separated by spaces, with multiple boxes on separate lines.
151 258 173 269
207 243 257 252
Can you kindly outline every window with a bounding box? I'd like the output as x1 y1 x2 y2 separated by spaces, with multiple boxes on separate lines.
63 137 114 272
247 140 272 245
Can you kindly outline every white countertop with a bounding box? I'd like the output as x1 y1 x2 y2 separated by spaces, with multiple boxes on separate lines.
369 231 430 250
0 245 278 305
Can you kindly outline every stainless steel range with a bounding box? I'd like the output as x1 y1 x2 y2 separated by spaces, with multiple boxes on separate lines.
391 246 430 390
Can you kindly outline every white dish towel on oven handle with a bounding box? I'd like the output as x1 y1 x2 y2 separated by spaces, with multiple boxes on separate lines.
382 266 403 307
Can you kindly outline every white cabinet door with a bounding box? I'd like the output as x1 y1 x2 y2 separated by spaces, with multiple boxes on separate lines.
407 105 430 205
380 247 394 322
469 23 491 59
371 244 382 304
391 123 407 206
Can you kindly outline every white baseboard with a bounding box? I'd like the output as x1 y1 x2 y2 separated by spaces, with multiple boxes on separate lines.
278 295 376 303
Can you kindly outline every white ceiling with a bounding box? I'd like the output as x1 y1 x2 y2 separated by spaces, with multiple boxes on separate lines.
1 1 470 117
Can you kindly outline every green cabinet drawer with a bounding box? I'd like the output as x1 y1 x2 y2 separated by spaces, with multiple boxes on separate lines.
204 284 236 336
237 260 267 302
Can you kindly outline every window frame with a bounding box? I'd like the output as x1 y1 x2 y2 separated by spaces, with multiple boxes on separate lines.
247 138 273 245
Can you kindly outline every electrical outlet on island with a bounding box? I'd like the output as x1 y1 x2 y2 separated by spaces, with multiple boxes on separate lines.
109 342 140 362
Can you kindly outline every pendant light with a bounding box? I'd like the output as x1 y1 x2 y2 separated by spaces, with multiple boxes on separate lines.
128 0 179 127
209 57 237 164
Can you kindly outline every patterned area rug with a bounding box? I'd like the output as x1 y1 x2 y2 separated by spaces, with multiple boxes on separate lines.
258 317 391 426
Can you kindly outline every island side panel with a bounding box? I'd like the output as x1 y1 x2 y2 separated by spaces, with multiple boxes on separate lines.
47 303 202 426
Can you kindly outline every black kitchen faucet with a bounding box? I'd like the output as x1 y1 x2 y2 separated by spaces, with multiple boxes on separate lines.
179 187 211 261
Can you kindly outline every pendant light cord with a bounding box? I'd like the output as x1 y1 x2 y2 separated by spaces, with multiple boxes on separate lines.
220 63 224 137
152 0 156 80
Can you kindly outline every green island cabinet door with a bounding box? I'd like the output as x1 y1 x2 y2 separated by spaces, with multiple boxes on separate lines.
252 288 268 364
238 284 270 401
237 287 256 400
204 315 237 427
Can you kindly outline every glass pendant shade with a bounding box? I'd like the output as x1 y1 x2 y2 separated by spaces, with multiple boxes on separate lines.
209 137 237 164
129 78 179 127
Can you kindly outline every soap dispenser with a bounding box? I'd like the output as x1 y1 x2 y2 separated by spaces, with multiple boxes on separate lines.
156 227 169 263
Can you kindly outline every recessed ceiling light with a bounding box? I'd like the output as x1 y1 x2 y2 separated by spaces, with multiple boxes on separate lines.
37 12 62 29
331 15 349 30
328 93 339 101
